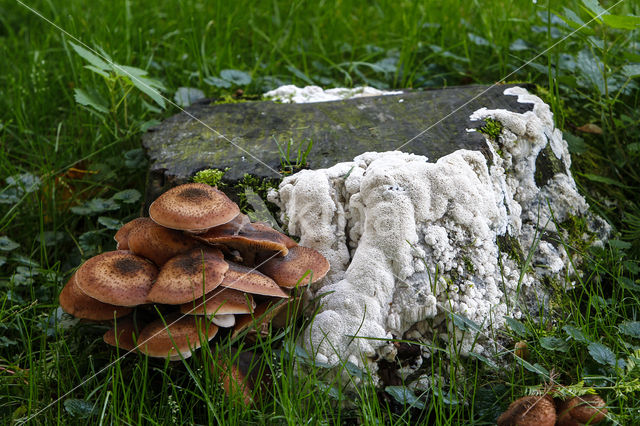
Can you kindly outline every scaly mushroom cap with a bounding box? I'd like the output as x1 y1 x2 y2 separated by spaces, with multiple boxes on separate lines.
497 395 556 426
180 287 255 316
221 262 289 298
127 218 202 266
557 395 607 426
214 350 260 405
137 314 218 359
259 246 329 288
149 183 240 232
103 317 140 351
147 248 228 304
59 272 133 320
194 217 296 264
114 217 150 250
75 251 158 307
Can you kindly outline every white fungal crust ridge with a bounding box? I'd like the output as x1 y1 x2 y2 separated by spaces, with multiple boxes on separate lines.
267 86 608 373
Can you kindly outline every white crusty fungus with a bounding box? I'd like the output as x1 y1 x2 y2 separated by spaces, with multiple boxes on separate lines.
267 86 608 373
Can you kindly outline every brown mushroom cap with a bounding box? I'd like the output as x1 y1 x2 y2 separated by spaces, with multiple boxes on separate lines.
258 246 329 288
149 183 240 232
557 395 607 426
137 314 218 359
221 262 289 298
497 395 556 426
103 317 140 352
147 248 228 304
214 350 261 405
179 287 255 316
75 251 158 307
127 218 202 266
114 217 150 250
59 272 133 320
194 217 295 264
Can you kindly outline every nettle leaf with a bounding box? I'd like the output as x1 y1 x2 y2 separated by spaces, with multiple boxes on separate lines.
581 0 608 19
204 76 232 88
83 65 110 79
385 386 426 409
69 42 110 71
74 88 109 114
0 236 20 252
609 239 632 250
111 189 141 204
540 336 570 352
505 317 528 337
220 69 252 86
131 75 166 109
97 216 123 230
563 325 590 343
602 14 640 30
623 64 640 79
619 321 640 339
588 342 617 366
173 87 205 107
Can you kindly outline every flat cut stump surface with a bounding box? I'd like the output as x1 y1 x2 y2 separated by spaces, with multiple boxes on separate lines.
143 84 533 205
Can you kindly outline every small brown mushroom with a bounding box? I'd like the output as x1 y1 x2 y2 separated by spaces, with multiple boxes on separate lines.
259 246 329 288
514 341 529 360
214 350 265 405
137 314 218 359
114 217 149 250
75 251 158 307
147 248 229 305
103 317 140 352
59 272 132 320
497 395 556 426
556 394 607 426
127 218 202 266
179 287 255 316
220 262 289 298
149 183 240 232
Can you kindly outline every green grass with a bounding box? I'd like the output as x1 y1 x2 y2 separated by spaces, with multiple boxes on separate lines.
1 0 640 424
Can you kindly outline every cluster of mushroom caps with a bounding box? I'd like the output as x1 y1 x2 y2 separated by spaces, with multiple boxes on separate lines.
497 393 607 426
59 182 329 361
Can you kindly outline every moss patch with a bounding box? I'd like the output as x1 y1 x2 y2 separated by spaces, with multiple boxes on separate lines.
478 118 504 142
497 233 525 267
534 142 566 187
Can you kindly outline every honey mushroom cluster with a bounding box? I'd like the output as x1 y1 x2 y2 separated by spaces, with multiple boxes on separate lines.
59 182 330 361
497 392 608 426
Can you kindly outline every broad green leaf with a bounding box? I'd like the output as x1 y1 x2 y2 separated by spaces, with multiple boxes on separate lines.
451 312 482 332
174 87 205 107
97 216 123 230
71 198 120 215
79 231 104 257
69 42 110 71
622 64 640 78
564 133 587 155
74 88 109 114
540 336 570 352
563 324 589 343
516 358 550 378
505 317 528 337
0 236 20 252
220 69 252 86
132 76 166 109
124 149 147 168
579 173 631 188
618 276 640 292
204 76 232 88
64 398 98 418
619 321 640 339
83 65 109 79
467 32 490 47
385 386 425 409
113 64 149 78
6 173 41 193
602 14 640 30
111 189 141 204
588 342 617 366
0 255 5 267
432 388 460 405
344 361 364 379
609 239 632 250
581 0 608 19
